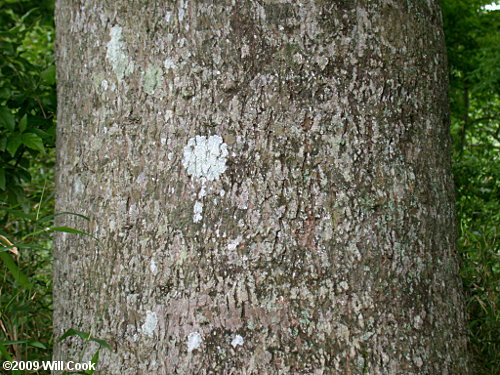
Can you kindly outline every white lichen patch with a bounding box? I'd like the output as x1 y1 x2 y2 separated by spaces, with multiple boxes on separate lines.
339 281 349 291
315 54 329 71
164 57 176 70
227 236 243 251
187 332 202 352
293 52 304 65
241 44 250 58
73 176 84 196
182 135 228 182
141 311 158 338
142 65 164 96
175 0 189 20
193 200 203 223
198 186 207 199
150 258 158 275
414 356 424 368
231 334 244 348
106 25 134 80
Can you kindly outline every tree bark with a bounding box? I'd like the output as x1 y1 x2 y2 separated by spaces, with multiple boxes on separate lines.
54 1 470 374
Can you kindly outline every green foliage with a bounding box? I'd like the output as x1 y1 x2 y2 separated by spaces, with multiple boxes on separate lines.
0 0 56 206
455 156 500 373
442 0 500 153
442 1 500 373
0 173 54 373
0 0 56 372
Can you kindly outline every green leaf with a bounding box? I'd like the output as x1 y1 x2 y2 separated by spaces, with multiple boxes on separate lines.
0 87 11 99
86 350 99 374
37 211 91 223
19 114 27 133
0 136 6 151
91 350 99 365
0 42 15 56
27 340 47 349
3 208 35 220
0 168 5 190
0 107 15 130
27 128 50 139
9 184 25 204
0 343 13 361
41 65 56 85
0 341 29 346
21 132 45 152
0 340 46 351
16 168 30 183
6 134 23 157
58 328 89 342
18 157 29 168
50 226 91 236
58 329 113 351
19 8 40 23
0 252 32 289
1 243 47 252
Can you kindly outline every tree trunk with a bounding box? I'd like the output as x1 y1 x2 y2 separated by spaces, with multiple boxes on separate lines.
54 1 470 374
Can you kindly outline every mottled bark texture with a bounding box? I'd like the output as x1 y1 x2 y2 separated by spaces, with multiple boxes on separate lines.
54 1 470 374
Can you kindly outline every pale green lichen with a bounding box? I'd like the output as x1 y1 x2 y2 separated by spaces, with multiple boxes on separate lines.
106 25 134 80
92 73 105 88
142 65 164 96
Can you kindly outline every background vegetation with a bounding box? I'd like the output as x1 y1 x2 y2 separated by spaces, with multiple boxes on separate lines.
0 0 56 372
0 0 498 373
442 0 499 373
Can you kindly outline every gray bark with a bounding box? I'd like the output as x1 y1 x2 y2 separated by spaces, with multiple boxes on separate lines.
54 1 470 374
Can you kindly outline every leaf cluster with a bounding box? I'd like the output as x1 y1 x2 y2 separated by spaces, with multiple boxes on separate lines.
0 0 56 205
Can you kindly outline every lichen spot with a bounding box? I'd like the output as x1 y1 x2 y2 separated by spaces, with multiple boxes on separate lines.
193 200 203 223
142 65 164 96
182 135 228 182
141 311 157 338
106 25 134 80
164 58 176 70
231 334 244 348
150 258 158 275
228 236 242 251
187 331 202 352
